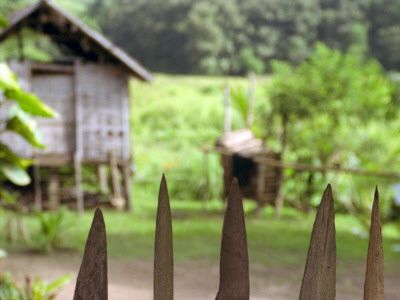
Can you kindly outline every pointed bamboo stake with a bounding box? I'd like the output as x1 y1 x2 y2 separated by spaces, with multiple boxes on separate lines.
364 187 384 300
299 184 336 300
154 174 173 300
74 208 107 300
216 178 249 300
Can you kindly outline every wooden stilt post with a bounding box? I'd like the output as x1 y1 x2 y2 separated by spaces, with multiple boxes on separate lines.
255 163 265 216
33 164 42 211
98 165 109 194
202 149 210 208
122 165 132 212
74 153 84 215
48 167 60 211
109 149 124 209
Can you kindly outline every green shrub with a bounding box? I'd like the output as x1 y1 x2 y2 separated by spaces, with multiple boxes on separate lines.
262 43 397 215
32 207 70 253
0 271 71 300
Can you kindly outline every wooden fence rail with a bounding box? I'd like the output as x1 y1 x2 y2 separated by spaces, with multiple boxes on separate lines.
73 175 384 299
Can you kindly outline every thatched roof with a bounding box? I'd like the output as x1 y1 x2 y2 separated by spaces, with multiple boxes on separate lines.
0 0 153 81
215 129 264 157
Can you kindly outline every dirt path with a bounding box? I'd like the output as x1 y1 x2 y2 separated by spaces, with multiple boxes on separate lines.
1 252 399 299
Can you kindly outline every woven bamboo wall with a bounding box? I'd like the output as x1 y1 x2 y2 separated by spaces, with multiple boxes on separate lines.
75 62 130 163
1 60 131 165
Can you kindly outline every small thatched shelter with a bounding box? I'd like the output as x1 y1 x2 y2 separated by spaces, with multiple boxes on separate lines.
214 129 282 207
0 0 153 212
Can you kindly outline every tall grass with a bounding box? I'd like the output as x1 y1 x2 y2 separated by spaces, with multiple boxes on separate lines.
130 74 269 201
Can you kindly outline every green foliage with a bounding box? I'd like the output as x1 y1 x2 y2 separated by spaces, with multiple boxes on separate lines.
166 150 222 201
262 43 396 213
0 271 71 300
239 47 265 74
0 17 7 29
131 74 268 201
95 0 322 74
368 0 400 70
0 272 20 300
33 207 70 253
0 63 57 186
230 86 250 127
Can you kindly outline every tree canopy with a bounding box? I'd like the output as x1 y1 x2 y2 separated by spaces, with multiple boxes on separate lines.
91 0 400 74
1 0 400 74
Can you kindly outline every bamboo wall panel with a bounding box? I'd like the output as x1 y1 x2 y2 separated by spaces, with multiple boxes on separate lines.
32 73 76 155
75 63 129 163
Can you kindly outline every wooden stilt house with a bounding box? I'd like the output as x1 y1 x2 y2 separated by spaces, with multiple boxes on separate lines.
214 129 282 208
0 0 153 212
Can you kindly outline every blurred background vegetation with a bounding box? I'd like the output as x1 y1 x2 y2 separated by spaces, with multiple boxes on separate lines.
0 0 400 264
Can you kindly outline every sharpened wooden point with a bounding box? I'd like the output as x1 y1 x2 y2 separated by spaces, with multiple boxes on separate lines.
216 177 249 300
299 184 336 300
74 208 108 300
154 174 174 300
364 186 384 300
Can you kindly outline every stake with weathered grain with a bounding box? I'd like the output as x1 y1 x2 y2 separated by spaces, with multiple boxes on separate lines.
364 187 384 300
299 184 336 300
216 178 249 300
73 208 108 300
154 174 173 300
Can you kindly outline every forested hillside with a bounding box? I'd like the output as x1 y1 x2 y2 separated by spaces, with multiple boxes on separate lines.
2 0 400 74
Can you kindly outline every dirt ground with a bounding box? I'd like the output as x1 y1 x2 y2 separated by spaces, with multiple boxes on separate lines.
1 252 399 299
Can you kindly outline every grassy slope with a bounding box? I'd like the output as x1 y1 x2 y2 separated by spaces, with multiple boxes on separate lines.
129 73 269 201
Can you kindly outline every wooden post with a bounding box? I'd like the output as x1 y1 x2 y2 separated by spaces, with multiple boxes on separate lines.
274 175 285 219
122 165 132 212
33 164 42 211
224 85 231 133
216 178 249 300
48 167 60 211
98 165 109 194
154 175 173 300
255 163 265 216
299 184 336 300
74 59 84 215
246 71 256 128
109 149 124 209
202 150 210 207
364 187 384 300
74 208 108 300
74 153 84 215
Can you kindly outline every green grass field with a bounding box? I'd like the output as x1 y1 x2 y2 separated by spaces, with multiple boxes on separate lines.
2 198 400 273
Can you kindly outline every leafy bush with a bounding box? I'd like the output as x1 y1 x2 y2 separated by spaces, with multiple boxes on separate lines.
0 271 71 300
32 207 70 253
261 43 396 214
166 150 222 201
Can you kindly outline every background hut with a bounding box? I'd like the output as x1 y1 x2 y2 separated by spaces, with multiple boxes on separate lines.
213 129 282 209
0 0 153 212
